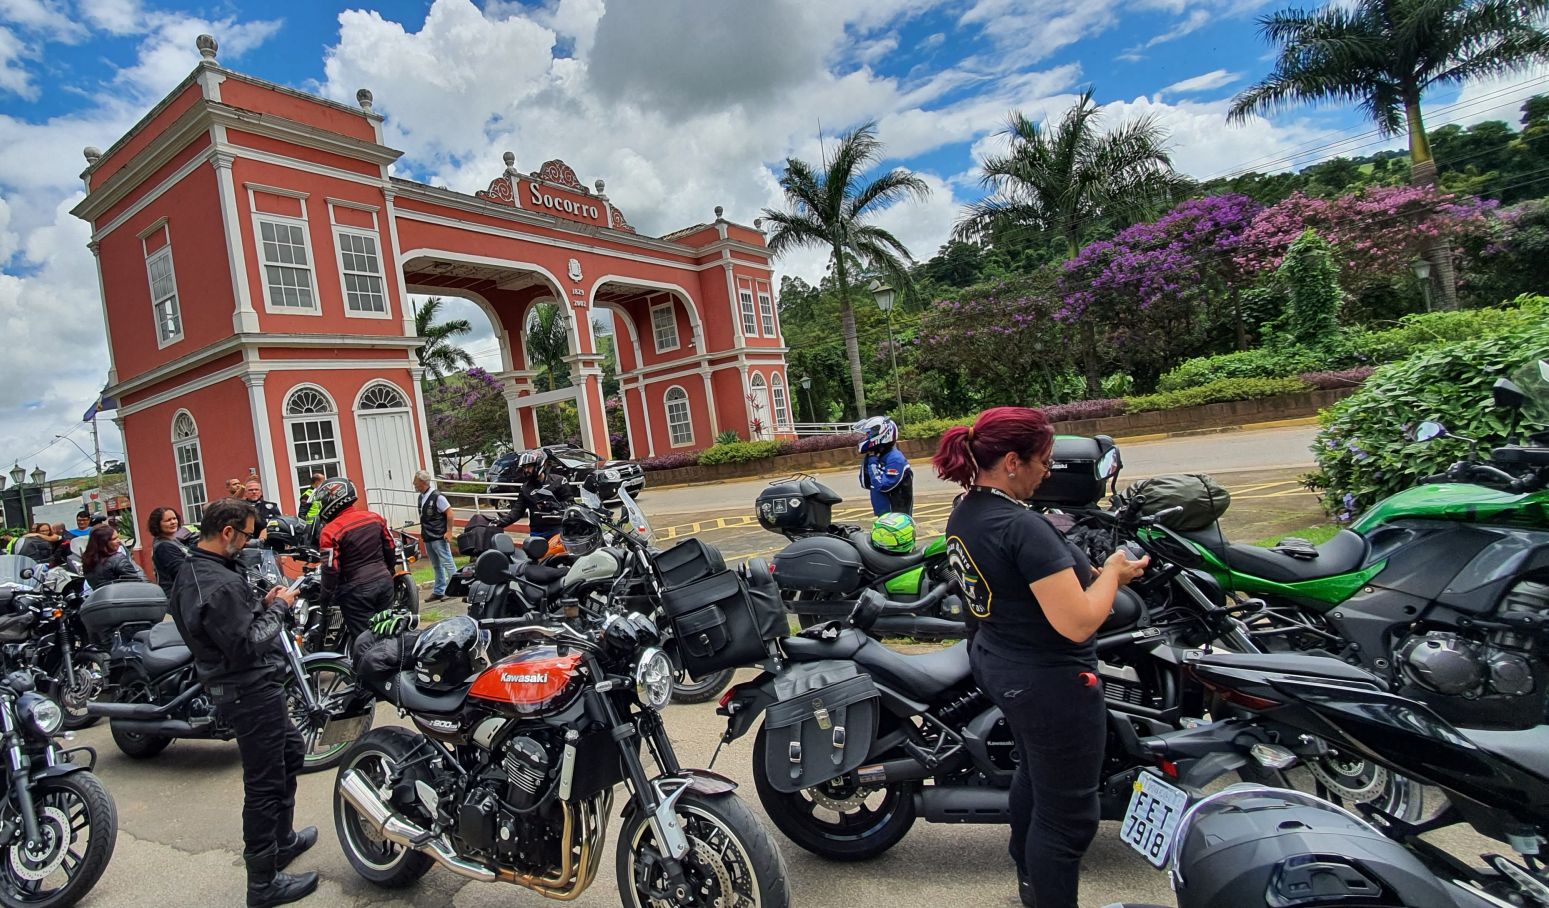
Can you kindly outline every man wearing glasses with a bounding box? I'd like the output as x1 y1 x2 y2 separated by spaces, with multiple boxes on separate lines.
168 498 320 907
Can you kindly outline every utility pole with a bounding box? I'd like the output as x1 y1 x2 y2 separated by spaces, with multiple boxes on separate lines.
91 414 103 509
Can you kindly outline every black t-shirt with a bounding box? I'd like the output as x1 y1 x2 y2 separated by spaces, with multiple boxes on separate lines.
945 488 1095 667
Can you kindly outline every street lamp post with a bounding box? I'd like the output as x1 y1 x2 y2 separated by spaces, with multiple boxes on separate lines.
7 463 44 529
1411 258 1434 313
868 279 904 423
799 374 815 423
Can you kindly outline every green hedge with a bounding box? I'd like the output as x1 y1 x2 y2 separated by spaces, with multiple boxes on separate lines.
1125 377 1311 413
1157 347 1328 392
696 440 781 465
899 416 974 440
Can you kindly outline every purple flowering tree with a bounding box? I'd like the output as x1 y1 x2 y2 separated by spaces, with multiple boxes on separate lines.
917 269 1078 406
426 368 511 477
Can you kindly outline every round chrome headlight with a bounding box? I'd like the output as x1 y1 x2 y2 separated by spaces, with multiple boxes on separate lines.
18 692 63 737
633 647 674 710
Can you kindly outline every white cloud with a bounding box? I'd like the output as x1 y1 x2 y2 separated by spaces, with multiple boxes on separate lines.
1159 68 1241 97
1446 66 1549 129
76 0 143 35
117 14 283 99
1142 8 1211 49
0 0 85 41
0 26 34 98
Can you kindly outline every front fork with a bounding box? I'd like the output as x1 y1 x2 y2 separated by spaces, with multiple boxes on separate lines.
281 634 324 723
0 702 41 847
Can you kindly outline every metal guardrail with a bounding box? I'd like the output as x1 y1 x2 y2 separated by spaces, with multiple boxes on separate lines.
365 481 517 531
790 422 856 437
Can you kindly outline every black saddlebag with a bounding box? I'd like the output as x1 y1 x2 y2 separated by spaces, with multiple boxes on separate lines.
762 660 879 793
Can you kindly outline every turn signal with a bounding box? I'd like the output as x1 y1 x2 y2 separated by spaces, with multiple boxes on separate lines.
1250 743 1297 770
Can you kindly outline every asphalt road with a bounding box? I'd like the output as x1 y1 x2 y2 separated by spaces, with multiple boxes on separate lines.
60 423 1496 908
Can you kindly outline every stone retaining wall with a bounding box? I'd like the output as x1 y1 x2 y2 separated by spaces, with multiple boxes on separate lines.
644 388 1356 488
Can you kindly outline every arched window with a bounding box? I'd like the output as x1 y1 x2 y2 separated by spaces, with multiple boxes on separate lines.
748 373 772 440
284 386 341 490
171 410 206 522
664 386 693 447
358 382 408 410
771 374 791 429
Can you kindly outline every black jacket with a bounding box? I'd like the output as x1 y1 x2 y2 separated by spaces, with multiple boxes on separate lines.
496 477 574 533
84 549 145 589
169 547 287 695
251 498 283 525
151 538 189 597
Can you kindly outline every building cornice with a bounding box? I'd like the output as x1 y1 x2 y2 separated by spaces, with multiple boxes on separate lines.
107 333 423 400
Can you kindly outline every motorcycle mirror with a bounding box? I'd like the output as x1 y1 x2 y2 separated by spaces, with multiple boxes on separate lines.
17 568 31 581
1097 448 1121 479
1494 378 1527 411
580 488 603 510
474 549 510 585
1414 421 1447 442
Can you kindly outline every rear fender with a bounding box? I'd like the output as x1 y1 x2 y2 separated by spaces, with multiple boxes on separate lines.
302 650 349 668
717 672 777 742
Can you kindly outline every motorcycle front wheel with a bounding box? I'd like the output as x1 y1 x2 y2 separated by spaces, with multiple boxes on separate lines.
392 573 420 616
618 789 789 908
289 657 373 774
0 771 117 908
670 669 734 705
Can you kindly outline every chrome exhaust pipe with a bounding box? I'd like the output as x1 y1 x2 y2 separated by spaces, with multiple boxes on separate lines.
338 769 497 883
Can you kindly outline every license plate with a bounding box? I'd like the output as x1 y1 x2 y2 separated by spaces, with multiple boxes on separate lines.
1120 772 1189 867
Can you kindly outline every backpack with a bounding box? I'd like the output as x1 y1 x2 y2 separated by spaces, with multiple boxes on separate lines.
1122 473 1232 531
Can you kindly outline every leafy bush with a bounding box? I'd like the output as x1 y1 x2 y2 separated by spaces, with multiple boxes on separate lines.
1308 320 1549 515
776 433 863 455
1044 398 1127 422
1124 377 1310 414
1157 346 1329 392
638 453 699 472
696 441 781 466
1351 296 1547 362
1277 229 1342 346
899 416 974 440
1299 367 1375 390
714 430 742 445
895 402 936 425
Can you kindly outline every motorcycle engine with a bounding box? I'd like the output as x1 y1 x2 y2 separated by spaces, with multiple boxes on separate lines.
1398 580 1549 728
455 731 565 872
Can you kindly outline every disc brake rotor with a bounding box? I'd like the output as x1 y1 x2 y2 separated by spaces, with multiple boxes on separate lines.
9 806 70 881
809 779 877 813
1310 751 1389 803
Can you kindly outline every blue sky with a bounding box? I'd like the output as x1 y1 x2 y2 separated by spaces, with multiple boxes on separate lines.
0 0 1542 480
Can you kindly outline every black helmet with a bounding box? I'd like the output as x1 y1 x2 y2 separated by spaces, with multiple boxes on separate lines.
411 616 487 690
559 506 603 556
314 478 357 524
263 515 309 551
1168 786 1459 907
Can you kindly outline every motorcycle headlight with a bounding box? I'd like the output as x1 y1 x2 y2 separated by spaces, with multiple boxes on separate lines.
17 693 62 737
633 647 674 711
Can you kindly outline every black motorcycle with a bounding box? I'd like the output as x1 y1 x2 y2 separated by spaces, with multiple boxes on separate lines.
0 562 106 732
0 664 116 907
82 568 371 772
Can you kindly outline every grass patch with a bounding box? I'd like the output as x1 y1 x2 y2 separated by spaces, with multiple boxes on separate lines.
410 554 470 586
1250 524 1341 548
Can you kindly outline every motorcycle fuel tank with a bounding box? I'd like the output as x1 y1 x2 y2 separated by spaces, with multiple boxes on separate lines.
469 646 584 716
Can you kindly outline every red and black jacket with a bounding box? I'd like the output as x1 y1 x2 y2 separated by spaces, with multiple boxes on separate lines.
318 507 395 601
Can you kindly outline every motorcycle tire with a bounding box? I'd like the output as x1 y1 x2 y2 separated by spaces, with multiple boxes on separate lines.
334 728 435 888
393 573 420 616
0 770 117 908
618 789 790 908
60 652 108 731
109 721 171 759
750 724 917 860
670 668 735 705
291 657 373 774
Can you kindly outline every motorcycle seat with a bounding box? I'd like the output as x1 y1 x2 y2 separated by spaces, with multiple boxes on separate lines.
133 620 186 651
781 628 867 662
1460 726 1549 779
137 640 194 676
845 529 929 575
1180 526 1369 584
391 671 470 715
852 637 972 700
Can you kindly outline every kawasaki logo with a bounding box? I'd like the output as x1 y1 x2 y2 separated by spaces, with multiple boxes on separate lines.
501 672 549 684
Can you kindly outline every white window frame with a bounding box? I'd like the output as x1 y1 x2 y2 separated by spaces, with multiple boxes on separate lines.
253 211 320 315
771 373 791 428
739 287 758 336
664 385 694 448
758 289 775 336
171 410 206 522
650 300 679 353
144 245 183 348
333 226 390 319
283 385 343 490
355 381 410 411
749 372 773 440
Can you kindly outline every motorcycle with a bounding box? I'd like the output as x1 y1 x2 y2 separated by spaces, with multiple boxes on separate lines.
391 526 421 618
0 661 116 907
332 529 791 904
0 561 106 732
1133 362 1549 735
83 565 373 772
1175 648 1549 907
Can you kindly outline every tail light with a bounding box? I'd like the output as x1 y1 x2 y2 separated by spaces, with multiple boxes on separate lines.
718 684 743 710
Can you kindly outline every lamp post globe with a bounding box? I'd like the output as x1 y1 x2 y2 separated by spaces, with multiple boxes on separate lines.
1411 258 1434 312
8 463 22 488
868 279 903 420
29 466 45 487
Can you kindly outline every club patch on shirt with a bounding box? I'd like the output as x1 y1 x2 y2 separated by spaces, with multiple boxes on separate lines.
946 535 990 618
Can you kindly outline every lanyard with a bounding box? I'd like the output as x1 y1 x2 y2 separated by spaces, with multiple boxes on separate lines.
969 486 1028 509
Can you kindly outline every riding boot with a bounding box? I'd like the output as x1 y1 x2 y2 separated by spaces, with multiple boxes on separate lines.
275 826 317 870
245 844 319 907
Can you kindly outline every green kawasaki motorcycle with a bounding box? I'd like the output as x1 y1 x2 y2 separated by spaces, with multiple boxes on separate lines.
1158 360 1549 735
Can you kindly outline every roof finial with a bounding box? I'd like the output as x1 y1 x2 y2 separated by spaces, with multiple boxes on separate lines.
355 88 374 111
753 217 763 230
502 151 517 175
714 205 725 219
196 34 218 61
594 179 606 194
82 146 101 165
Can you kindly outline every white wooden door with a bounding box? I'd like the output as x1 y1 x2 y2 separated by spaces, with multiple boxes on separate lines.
356 409 419 526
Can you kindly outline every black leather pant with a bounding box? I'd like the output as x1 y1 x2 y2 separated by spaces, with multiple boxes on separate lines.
972 644 1105 908
335 574 394 642
218 682 304 856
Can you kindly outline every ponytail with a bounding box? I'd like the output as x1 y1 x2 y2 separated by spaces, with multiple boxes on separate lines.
932 406 1053 489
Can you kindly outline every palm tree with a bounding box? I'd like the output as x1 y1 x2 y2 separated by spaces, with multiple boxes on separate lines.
1229 0 1549 309
959 89 1191 393
763 122 930 418
413 296 475 379
525 303 571 392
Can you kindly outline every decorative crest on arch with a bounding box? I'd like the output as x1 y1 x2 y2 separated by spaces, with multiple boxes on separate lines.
475 177 516 207
609 207 635 233
533 160 586 192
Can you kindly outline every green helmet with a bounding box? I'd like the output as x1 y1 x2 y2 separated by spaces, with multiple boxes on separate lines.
870 512 916 554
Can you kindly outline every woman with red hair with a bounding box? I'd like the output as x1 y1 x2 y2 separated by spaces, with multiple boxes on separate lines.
934 406 1147 908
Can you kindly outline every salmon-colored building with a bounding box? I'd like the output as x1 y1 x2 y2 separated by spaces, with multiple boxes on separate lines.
73 36 790 536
